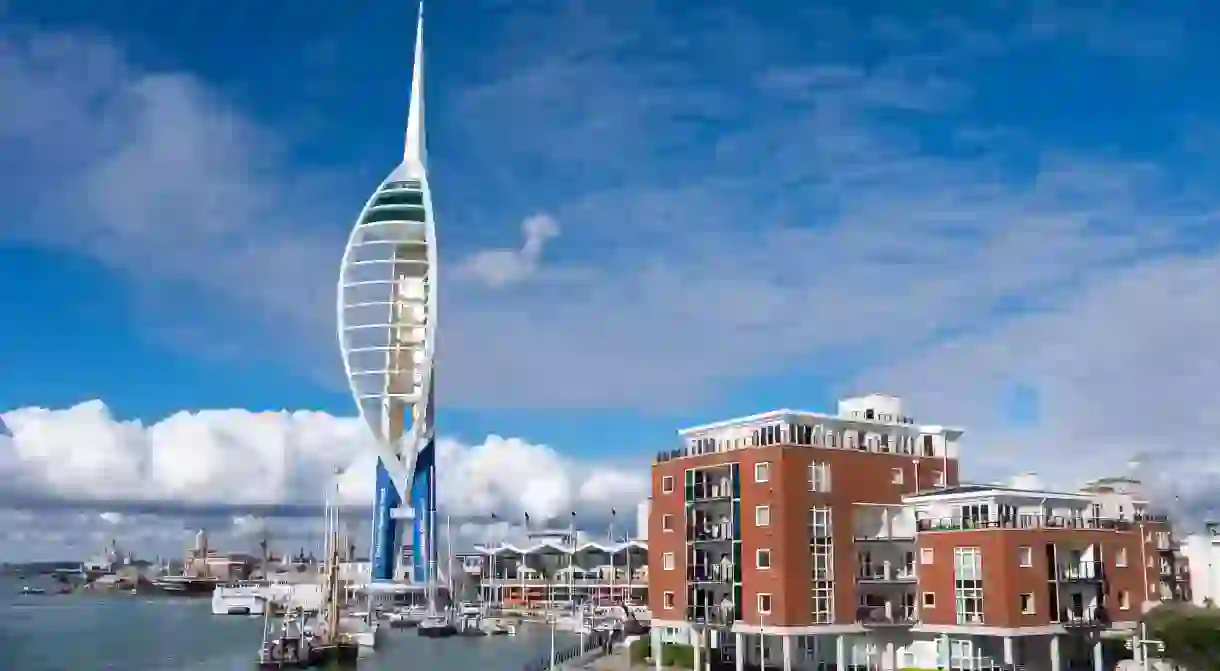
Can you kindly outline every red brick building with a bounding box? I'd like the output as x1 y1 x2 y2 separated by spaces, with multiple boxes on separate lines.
647 394 1181 671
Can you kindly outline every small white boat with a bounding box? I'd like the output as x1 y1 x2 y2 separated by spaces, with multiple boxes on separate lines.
20 586 47 595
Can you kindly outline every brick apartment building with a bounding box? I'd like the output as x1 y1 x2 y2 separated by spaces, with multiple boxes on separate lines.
647 394 1182 671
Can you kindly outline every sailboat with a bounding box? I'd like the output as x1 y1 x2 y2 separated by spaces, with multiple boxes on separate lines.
417 514 457 638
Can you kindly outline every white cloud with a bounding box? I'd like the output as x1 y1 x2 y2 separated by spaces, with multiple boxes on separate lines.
455 213 561 287
0 400 645 523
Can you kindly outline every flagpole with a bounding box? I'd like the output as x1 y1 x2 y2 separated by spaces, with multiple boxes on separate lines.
609 509 617 605
570 511 577 616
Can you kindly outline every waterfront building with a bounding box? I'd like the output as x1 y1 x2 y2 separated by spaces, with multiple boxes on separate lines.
647 393 1185 671
338 0 439 585
476 529 649 610
1178 524 1220 606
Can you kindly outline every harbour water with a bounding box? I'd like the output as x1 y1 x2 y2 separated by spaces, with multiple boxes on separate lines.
2 578 577 671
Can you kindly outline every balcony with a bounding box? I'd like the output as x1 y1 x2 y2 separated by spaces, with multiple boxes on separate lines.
687 604 737 626
1054 562 1104 582
1060 606 1110 628
687 563 736 584
688 523 735 543
917 516 1135 532
857 565 916 583
853 531 915 542
686 483 734 503
856 606 916 628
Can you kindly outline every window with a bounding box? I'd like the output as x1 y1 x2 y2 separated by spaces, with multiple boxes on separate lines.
891 468 904 485
922 592 936 608
758 593 772 614
920 548 934 565
954 547 984 625
1119 590 1130 610
1020 593 1034 614
1116 547 1128 567
663 592 674 609
810 506 834 624
662 476 673 493
662 514 673 532
662 553 674 571
755 505 771 527
809 461 831 492
1018 546 1032 567
754 462 771 483
922 435 934 456
934 470 946 487
756 549 772 569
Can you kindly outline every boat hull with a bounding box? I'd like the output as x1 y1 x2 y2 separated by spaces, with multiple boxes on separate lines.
417 624 457 638
256 642 359 669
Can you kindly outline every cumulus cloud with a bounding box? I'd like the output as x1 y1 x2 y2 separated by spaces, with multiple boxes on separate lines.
0 400 646 527
455 213 561 287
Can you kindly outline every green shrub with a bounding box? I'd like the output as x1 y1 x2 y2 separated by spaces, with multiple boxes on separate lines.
661 643 695 669
1144 603 1220 671
629 638 650 663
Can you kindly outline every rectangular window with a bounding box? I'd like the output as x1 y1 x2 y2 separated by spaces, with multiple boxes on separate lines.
662 514 673 532
756 549 772 569
953 547 984 625
934 470 946 487
809 461 831 492
1116 547 1128 567
810 506 834 623
1018 546 1032 567
754 462 771 483
662 476 674 493
891 468 904 485
758 593 772 614
920 548 934 565
1020 593 1034 614
662 553 674 571
663 592 674 609
755 505 771 527
922 592 936 608
1119 590 1130 610
922 435 935 456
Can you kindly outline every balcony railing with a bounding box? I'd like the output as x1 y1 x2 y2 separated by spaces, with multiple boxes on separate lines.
686 486 733 503
853 531 916 542
1055 561 1104 582
1060 606 1110 628
480 576 648 587
688 524 735 542
917 516 1136 532
686 605 737 626
688 564 736 583
855 606 916 627
857 566 916 582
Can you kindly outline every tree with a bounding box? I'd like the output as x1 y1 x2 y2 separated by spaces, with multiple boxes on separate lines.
1145 604 1220 670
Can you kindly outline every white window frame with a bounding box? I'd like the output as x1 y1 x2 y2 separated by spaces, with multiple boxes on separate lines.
663 591 675 609
1020 593 1034 614
757 593 772 614
662 553 674 571
1119 589 1130 610
891 468 904 485
809 461 831 492
1116 547 1128 567
755 462 771 483
920 548 934 565
755 505 771 527
1018 546 1032 567
922 592 936 608
756 548 772 569
662 514 673 532
953 547 984 625
661 476 674 493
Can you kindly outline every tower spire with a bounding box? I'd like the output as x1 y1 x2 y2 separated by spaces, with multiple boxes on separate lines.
403 0 426 174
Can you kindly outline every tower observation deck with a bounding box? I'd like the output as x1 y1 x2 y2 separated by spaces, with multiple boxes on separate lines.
337 1 438 585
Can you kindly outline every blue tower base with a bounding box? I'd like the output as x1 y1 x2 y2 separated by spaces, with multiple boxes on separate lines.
370 441 436 583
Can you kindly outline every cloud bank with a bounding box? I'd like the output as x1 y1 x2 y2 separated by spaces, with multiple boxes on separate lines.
0 402 647 560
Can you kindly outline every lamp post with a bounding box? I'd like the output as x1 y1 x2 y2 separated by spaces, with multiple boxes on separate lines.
549 612 557 671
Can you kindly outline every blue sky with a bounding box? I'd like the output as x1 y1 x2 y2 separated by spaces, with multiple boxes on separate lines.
4 0 1220 558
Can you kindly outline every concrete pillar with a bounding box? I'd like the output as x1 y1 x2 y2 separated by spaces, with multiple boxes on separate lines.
836 635 847 670
735 632 745 671
782 635 792 671
693 630 702 671
1093 639 1104 671
1003 636 1015 665
651 627 662 671
885 642 896 670
1050 635 1061 671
